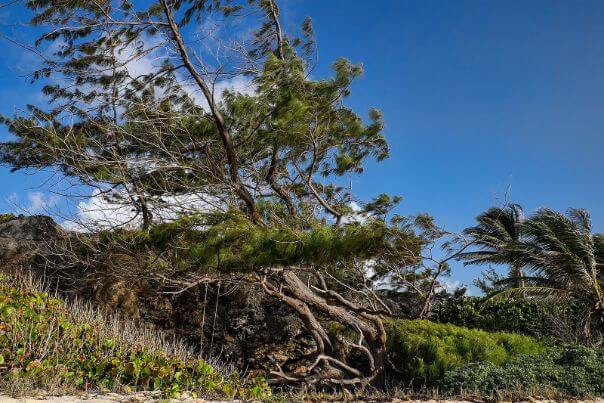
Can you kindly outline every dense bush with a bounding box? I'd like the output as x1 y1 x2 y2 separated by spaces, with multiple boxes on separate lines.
431 295 580 340
0 277 270 398
440 345 604 398
384 319 544 385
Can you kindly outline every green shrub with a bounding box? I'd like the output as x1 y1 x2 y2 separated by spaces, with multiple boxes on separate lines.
384 319 545 385
0 214 16 225
440 345 604 398
0 276 270 398
431 295 579 339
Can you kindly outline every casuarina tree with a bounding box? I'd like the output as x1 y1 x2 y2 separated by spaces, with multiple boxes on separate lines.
0 0 424 388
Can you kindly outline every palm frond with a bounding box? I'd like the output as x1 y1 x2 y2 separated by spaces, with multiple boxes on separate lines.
493 276 557 287
462 205 604 312
459 204 525 267
594 234 604 264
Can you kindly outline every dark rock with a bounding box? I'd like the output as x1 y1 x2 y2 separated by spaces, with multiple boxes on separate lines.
0 215 62 262
136 281 314 376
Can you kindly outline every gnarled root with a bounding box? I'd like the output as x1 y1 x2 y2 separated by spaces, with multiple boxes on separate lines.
257 267 387 390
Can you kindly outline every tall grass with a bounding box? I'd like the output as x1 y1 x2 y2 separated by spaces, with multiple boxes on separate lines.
7 269 197 361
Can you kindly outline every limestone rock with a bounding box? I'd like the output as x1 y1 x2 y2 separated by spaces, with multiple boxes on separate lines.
0 215 62 262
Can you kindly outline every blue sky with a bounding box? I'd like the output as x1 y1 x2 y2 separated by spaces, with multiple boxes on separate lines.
1 1 604 291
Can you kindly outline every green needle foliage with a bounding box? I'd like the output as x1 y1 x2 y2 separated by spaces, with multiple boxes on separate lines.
0 0 389 229
71 210 421 284
0 0 426 386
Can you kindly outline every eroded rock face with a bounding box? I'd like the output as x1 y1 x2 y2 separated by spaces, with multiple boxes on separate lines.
137 282 314 376
0 214 313 375
0 215 62 262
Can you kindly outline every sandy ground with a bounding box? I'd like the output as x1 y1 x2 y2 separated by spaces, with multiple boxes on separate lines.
0 394 236 402
0 400 218 403
0 400 529 403
0 397 232 403
0 397 603 403
0 398 132 403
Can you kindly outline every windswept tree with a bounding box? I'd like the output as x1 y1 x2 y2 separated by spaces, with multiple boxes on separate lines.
0 0 421 387
461 205 604 338
459 204 526 288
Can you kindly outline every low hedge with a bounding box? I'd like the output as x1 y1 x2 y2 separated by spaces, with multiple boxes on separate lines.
440 345 604 398
430 295 579 339
385 319 545 385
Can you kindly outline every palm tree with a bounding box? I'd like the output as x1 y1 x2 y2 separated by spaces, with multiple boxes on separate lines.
462 206 604 338
504 208 604 335
458 204 526 288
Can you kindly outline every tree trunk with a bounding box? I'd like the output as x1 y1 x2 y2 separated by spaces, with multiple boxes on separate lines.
139 196 152 230
511 263 525 289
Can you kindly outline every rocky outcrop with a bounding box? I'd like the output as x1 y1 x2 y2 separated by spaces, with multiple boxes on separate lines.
85 274 314 376
143 282 314 376
0 215 62 262
0 214 313 376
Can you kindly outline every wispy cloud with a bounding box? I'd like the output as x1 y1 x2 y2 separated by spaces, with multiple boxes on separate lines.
62 189 217 232
4 191 60 215
439 279 464 293
340 201 370 225
26 191 59 213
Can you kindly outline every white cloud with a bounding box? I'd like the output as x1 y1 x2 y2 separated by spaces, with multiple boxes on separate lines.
184 74 255 110
2 191 59 215
438 279 463 293
27 191 60 213
340 201 370 225
122 50 157 79
114 38 256 113
62 190 139 231
8 191 59 215
62 189 218 232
